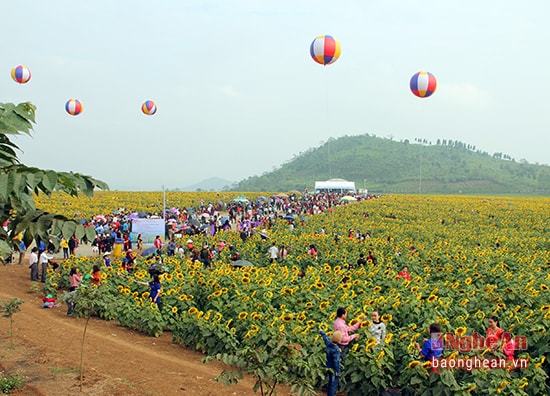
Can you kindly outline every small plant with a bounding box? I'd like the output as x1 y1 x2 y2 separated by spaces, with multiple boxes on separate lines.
0 298 24 348
29 282 41 294
0 371 23 394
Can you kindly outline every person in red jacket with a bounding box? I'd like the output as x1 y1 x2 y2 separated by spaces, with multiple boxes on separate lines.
154 235 162 251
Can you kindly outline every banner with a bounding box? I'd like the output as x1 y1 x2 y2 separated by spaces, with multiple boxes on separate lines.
131 218 165 244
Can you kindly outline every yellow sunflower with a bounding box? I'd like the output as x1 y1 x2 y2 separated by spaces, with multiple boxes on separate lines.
408 360 420 369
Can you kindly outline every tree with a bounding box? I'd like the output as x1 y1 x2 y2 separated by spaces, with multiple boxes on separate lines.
0 102 107 261
0 297 24 348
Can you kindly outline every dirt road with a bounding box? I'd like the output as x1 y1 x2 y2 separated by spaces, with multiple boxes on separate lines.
0 258 295 395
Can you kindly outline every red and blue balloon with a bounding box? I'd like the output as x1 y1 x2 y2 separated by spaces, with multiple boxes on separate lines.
410 71 437 98
65 99 83 116
310 35 341 66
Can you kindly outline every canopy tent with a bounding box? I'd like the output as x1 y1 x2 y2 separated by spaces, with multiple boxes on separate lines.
314 178 356 194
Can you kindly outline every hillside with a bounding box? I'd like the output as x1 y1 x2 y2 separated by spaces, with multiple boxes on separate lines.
231 135 550 194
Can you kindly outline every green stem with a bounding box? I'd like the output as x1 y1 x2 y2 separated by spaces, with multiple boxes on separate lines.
80 315 91 392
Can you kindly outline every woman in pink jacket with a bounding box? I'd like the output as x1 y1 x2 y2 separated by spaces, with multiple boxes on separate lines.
333 307 366 367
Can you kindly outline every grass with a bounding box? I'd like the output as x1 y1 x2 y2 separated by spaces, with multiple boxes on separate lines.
49 366 78 375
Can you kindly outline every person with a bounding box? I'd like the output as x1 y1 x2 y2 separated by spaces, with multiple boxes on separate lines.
28 247 39 281
123 249 135 271
136 273 162 309
486 315 515 360
319 330 342 396
309 244 318 260
268 242 278 263
39 251 53 282
90 265 101 287
333 307 366 366
356 253 367 267
42 294 56 309
69 267 82 292
68 236 77 256
137 234 143 250
60 238 69 259
369 310 387 345
279 245 288 261
67 267 83 316
414 323 443 362
103 252 111 267
154 235 162 251
199 244 212 269
396 266 411 281
18 240 26 264
366 250 377 265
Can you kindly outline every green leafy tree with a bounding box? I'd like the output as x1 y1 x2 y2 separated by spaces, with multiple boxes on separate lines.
0 102 107 261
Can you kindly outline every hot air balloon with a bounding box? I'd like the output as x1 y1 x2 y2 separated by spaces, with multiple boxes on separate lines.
11 65 31 84
65 99 83 116
310 35 341 66
410 71 437 98
141 100 157 115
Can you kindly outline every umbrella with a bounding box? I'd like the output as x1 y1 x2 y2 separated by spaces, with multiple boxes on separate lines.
141 247 158 256
128 213 139 219
77 219 87 224
189 218 200 227
231 259 255 267
341 196 357 202
220 216 229 223
233 194 249 202
273 193 288 198
257 196 268 201
300 217 307 222
283 214 295 220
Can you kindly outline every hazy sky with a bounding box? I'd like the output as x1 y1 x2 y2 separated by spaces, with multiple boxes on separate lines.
3 0 549 190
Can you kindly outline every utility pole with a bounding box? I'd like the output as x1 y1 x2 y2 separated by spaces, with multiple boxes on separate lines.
162 185 166 222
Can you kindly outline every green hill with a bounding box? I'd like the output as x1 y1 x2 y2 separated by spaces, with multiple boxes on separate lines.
231 134 550 194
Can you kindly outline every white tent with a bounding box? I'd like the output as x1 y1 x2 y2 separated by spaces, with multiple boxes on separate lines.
314 178 356 194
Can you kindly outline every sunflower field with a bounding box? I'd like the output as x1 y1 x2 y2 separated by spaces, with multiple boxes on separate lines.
42 194 550 395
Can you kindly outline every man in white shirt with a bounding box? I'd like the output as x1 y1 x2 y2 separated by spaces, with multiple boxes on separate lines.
268 242 278 263
39 251 53 282
29 247 39 281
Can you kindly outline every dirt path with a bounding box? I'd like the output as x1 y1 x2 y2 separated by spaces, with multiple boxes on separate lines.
0 261 296 395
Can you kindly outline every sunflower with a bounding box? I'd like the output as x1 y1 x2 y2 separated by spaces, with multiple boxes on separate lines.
238 312 248 320
421 361 432 369
319 301 330 310
282 313 294 322
408 360 420 369
373 286 382 293
427 295 438 303
242 277 250 284
399 333 409 340
188 307 199 315
305 302 314 309
455 327 467 337
465 278 472 285
171 306 178 314
411 286 419 293
279 324 285 333
541 284 549 291
376 351 385 361
385 333 393 344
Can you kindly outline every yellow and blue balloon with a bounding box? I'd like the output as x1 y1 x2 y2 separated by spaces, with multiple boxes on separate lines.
11 65 31 84
141 100 157 115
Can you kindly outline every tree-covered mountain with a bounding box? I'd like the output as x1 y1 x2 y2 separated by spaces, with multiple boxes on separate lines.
230 134 550 194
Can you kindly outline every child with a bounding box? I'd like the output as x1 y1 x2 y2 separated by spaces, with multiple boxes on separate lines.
103 252 111 267
90 265 101 287
414 323 443 362
42 294 56 308
319 330 342 396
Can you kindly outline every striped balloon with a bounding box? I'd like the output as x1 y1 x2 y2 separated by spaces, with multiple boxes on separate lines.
310 35 341 66
10 65 31 84
141 100 157 115
65 99 83 116
410 71 437 98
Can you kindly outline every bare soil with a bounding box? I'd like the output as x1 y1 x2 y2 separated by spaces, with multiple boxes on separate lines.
0 252 296 395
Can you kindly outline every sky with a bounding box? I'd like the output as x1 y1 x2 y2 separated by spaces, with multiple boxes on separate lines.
3 0 549 191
